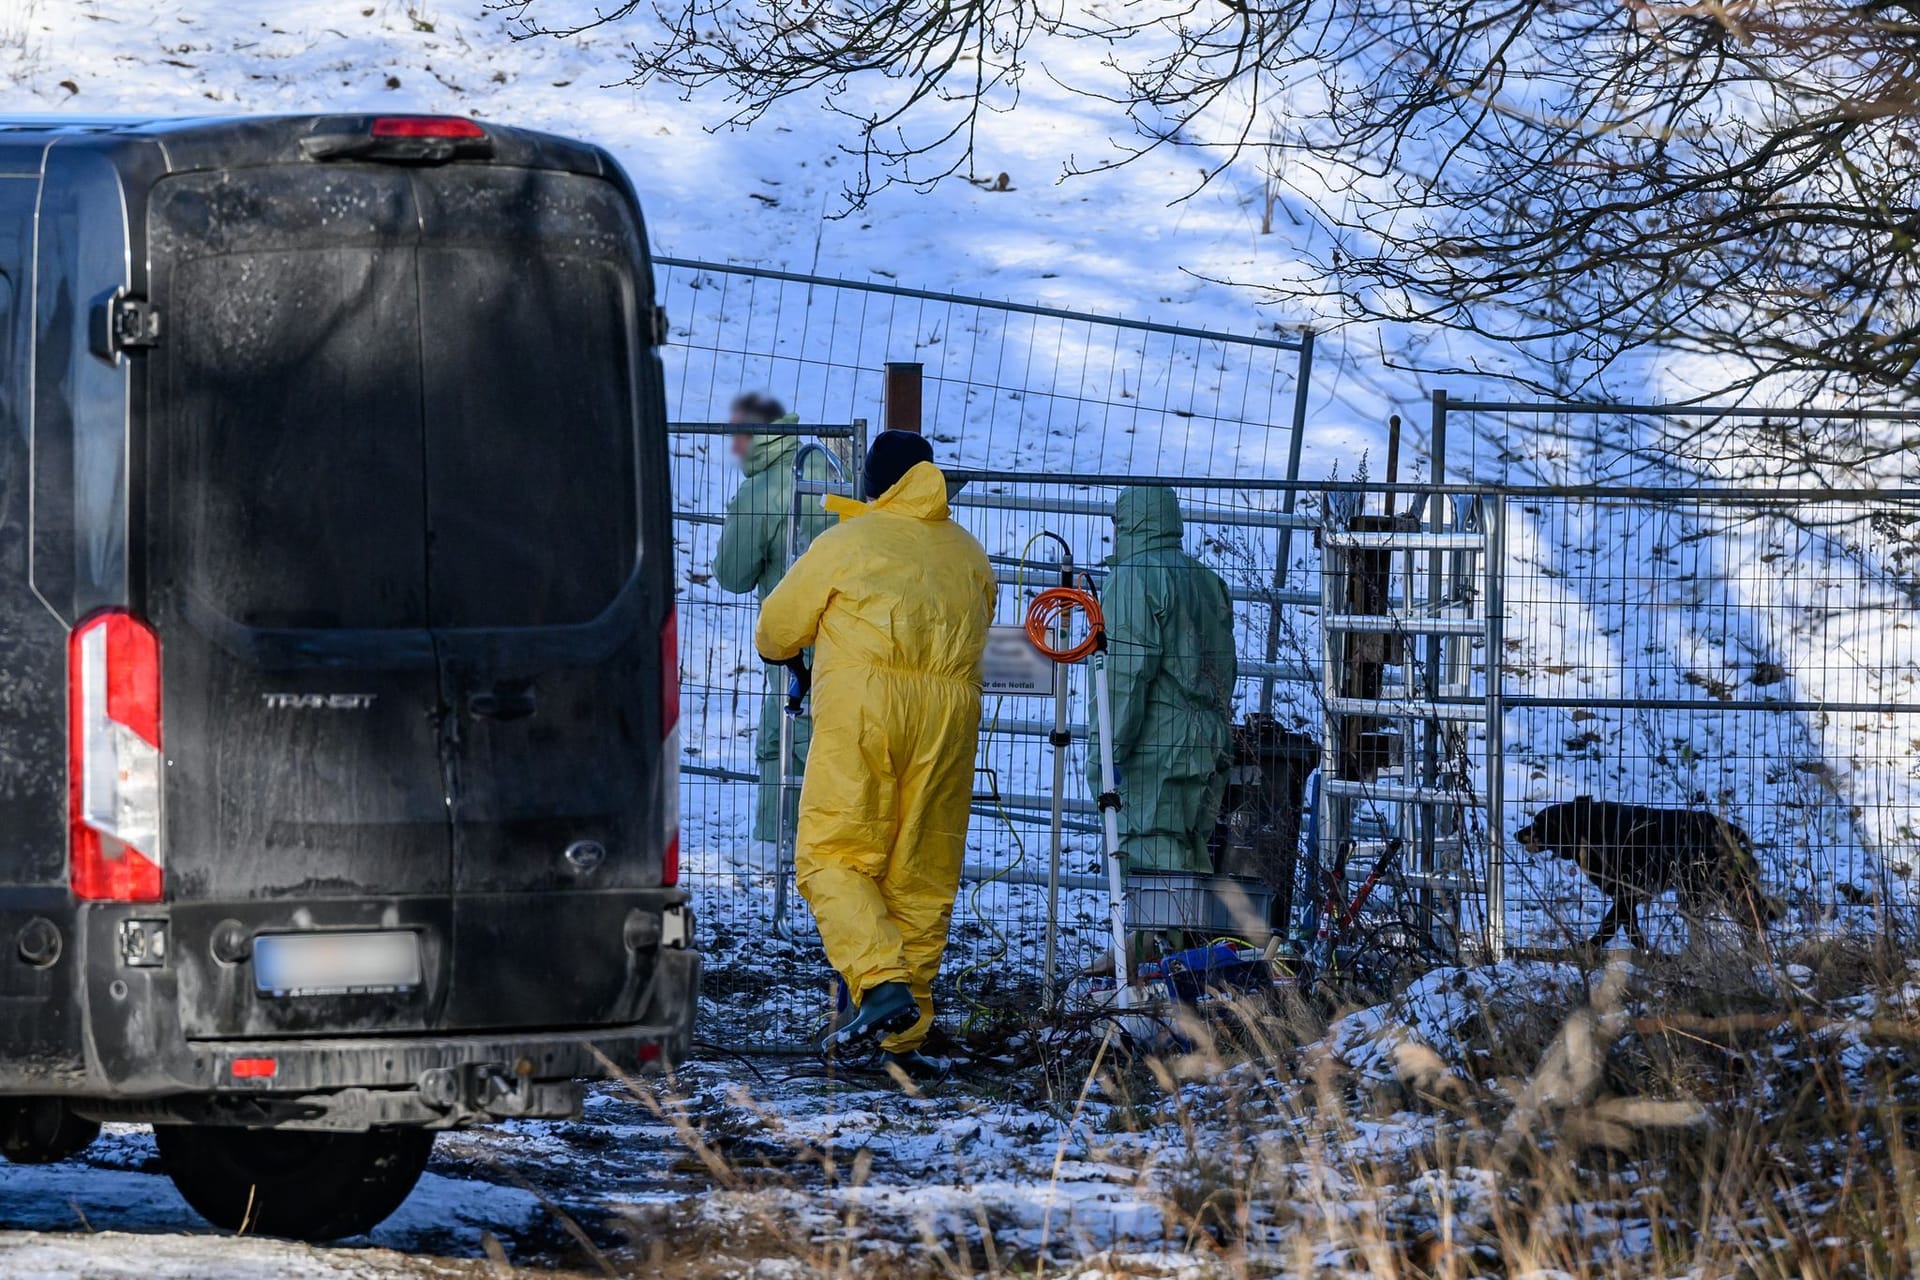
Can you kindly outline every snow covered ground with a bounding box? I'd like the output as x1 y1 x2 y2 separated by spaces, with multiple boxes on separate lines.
5 949 1915 1277
0 1059 1174 1275
3 1 1919 1273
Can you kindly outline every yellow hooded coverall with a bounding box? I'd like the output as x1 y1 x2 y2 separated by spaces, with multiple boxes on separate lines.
754 461 995 1052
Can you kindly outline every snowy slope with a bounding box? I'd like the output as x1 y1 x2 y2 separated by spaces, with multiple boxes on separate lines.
8 0 1915 977
6 0 1388 395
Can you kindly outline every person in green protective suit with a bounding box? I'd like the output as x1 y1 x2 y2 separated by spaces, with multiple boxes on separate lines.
1089 486 1239 873
713 394 834 844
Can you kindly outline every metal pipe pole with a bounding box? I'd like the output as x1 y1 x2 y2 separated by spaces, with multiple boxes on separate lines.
915 470 1919 501
1419 391 1448 935
770 442 847 941
1383 414 1402 518
1261 330 1315 716
1042 549 1075 1010
1308 537 1342 974
771 478 802 942
653 256 1309 353
670 421 858 437
1320 534 1340 889
1091 649 1131 1011
1043 647 1069 1009
1484 493 1508 961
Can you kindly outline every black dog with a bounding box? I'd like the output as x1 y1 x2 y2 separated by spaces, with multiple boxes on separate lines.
1515 796 1783 948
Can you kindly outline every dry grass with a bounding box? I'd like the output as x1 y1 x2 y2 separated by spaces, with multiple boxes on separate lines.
566 936 1920 1278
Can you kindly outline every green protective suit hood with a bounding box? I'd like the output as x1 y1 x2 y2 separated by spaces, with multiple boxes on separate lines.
1113 485 1185 560
1091 486 1239 873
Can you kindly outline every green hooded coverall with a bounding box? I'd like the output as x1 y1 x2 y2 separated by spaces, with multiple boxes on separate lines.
1089 487 1239 873
713 422 834 843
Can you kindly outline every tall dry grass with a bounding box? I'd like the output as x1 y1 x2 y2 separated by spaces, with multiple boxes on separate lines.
585 935 1920 1278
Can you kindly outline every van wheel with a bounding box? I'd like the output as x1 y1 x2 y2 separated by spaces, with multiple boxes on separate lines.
154 1124 434 1241
0 1100 101 1164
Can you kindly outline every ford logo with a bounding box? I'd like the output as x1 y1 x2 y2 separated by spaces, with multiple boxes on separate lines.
563 840 607 874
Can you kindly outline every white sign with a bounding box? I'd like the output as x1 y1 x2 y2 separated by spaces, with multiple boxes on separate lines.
980 625 1057 697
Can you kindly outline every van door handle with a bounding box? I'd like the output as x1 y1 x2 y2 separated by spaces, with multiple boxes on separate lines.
468 683 537 721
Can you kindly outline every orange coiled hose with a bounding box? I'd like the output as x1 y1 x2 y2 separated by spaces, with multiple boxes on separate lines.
1024 586 1104 664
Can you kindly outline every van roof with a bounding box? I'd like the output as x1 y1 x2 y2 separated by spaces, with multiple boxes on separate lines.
0 116 151 130
0 113 612 177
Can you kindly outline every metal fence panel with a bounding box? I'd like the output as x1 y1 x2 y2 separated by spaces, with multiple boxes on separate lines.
680 471 1338 1049
663 262 1316 1049
655 258 1312 476
668 290 1920 1047
1490 489 1920 952
1431 393 1920 953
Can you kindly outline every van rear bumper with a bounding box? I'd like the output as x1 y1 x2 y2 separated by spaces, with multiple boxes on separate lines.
191 1002 694 1092
71 946 700 1132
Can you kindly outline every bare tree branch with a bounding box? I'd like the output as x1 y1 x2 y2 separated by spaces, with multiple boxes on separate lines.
500 0 1920 423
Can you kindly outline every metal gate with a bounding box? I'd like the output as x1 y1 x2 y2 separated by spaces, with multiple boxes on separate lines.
661 260 1318 1049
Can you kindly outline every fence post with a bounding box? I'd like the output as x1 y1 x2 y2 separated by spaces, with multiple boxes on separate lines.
830 416 867 483
1260 329 1315 716
1483 492 1506 960
1420 390 1450 923
885 362 924 434
1383 414 1401 517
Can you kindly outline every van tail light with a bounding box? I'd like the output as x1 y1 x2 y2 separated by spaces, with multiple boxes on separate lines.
369 116 487 140
660 608 681 887
68 611 164 902
302 116 492 162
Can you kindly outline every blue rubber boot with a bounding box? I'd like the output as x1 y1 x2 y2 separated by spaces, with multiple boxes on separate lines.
817 981 919 1057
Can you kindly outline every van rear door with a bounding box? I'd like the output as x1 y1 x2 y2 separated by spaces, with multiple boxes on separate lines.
152 163 670 1039
150 167 452 1038
411 170 667 1029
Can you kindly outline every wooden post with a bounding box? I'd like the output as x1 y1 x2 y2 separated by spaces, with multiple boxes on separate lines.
884 362 923 434
1383 414 1402 517
1337 513 1396 782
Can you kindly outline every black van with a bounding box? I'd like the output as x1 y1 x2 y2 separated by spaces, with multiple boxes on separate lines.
0 115 695 1239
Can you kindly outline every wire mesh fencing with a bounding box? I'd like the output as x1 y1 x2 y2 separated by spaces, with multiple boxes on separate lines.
660 261 1316 1050
677 468 1345 1049
1434 392 1920 493
1489 487 1920 954
1428 395 1920 953
663 276 1920 1048
680 469 1920 1048
654 258 1315 477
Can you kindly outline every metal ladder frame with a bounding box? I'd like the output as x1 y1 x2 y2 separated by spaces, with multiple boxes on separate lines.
1313 490 1506 961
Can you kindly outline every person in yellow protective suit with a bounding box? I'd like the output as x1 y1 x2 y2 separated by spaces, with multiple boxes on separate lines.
754 431 995 1071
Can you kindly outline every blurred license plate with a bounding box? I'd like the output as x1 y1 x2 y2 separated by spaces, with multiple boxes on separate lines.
253 931 422 997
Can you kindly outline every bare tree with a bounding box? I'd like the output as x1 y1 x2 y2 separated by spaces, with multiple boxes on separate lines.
498 0 1920 407
498 0 1039 196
